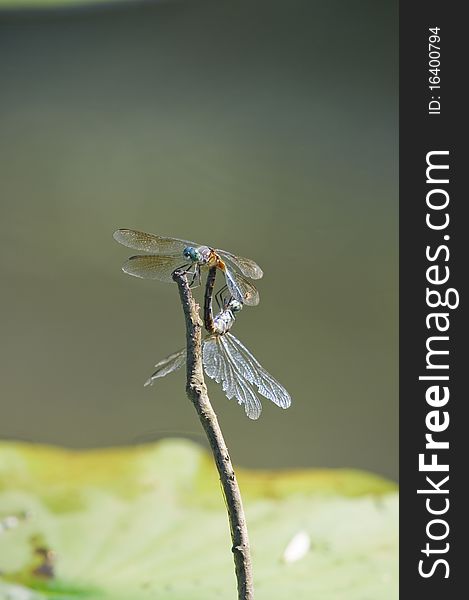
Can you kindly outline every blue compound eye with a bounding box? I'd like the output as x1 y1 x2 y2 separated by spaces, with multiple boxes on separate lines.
183 246 200 262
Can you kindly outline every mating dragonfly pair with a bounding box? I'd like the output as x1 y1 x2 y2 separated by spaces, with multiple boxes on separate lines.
113 229 291 419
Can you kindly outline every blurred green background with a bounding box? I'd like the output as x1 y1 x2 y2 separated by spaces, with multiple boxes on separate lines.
0 0 397 479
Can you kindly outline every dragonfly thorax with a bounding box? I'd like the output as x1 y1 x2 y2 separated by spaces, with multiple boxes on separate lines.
213 309 237 335
183 245 221 267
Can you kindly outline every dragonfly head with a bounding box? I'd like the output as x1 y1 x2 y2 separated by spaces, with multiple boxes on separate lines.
183 246 202 263
226 299 243 313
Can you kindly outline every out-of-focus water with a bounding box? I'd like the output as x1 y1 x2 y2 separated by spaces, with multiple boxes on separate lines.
0 0 398 479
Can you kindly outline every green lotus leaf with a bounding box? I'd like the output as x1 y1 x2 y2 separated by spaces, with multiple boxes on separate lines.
0 439 398 599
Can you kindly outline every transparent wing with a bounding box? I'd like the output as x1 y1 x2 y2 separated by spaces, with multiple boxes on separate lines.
203 336 262 420
217 250 263 280
223 333 291 409
144 348 186 386
113 229 194 255
121 254 188 281
224 266 260 306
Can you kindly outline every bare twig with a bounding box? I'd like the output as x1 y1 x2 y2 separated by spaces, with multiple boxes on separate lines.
203 266 217 333
172 269 254 600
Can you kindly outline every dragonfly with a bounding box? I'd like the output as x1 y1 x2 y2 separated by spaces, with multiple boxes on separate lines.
113 229 263 306
145 272 291 419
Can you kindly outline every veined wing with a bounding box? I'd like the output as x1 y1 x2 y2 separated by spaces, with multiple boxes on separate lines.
203 336 262 420
144 348 186 386
217 250 263 280
121 254 188 281
224 266 260 306
222 333 291 409
113 229 194 255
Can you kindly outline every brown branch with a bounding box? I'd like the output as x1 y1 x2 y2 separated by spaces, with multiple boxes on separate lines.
172 269 254 600
203 266 217 333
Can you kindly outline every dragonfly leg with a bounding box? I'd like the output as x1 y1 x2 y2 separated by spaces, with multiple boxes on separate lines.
188 265 201 288
215 285 229 309
174 263 198 286
172 263 191 277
